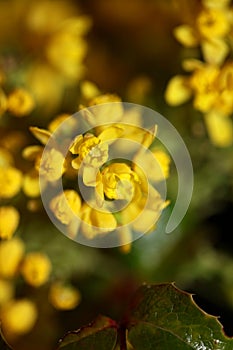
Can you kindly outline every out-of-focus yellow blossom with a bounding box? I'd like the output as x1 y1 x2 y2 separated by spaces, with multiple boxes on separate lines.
21 252 51 287
165 75 192 106
173 0 233 65
80 80 101 100
0 299 37 337
0 238 25 278
0 88 7 116
39 148 65 181
49 282 81 310
0 279 14 305
7 88 35 117
22 170 40 197
0 206 20 240
165 60 233 146
0 147 14 167
46 17 91 80
204 111 233 147
81 203 117 239
50 190 82 226
0 166 22 198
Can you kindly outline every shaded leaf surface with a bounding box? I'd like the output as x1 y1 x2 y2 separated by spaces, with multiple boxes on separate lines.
127 283 233 350
58 315 117 350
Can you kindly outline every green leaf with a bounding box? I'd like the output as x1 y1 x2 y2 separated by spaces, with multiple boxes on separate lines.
127 283 233 350
0 328 13 350
57 315 118 350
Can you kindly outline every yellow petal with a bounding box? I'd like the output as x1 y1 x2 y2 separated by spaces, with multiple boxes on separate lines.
165 76 192 106
90 209 117 232
22 145 43 161
69 134 83 154
80 80 100 100
173 25 199 47
182 59 204 72
29 126 51 145
98 125 124 142
83 166 98 186
204 111 233 147
202 38 229 65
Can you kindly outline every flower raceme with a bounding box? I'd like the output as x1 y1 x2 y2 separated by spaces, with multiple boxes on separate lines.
33 100 171 249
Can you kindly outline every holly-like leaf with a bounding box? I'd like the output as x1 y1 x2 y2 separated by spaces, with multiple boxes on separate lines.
126 283 233 350
57 315 118 350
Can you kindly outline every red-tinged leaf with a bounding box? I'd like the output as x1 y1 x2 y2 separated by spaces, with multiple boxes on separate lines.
57 315 118 350
126 283 233 350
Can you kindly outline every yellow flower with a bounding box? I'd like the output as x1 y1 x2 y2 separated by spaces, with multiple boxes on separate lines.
22 170 40 197
173 1 232 65
7 88 35 117
39 148 65 181
204 111 233 147
0 238 25 278
49 282 81 310
100 163 140 201
81 203 117 239
165 75 192 106
50 190 81 226
1 299 37 337
0 206 20 240
70 126 123 185
197 8 231 39
21 252 52 287
0 166 22 198
46 17 91 80
0 279 14 305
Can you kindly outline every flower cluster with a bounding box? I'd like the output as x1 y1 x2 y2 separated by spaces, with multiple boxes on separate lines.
165 0 233 147
31 92 170 252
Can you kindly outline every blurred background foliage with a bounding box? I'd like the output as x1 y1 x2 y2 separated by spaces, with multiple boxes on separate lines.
0 0 233 349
